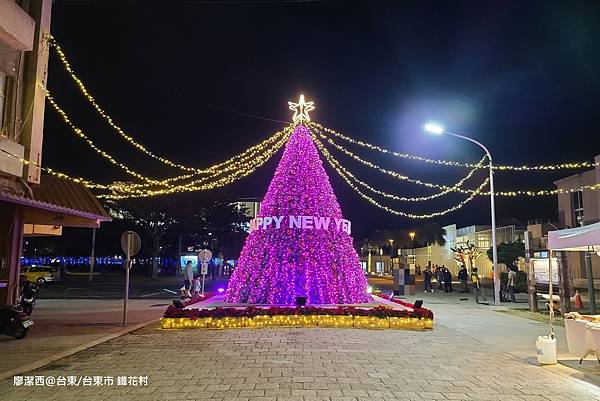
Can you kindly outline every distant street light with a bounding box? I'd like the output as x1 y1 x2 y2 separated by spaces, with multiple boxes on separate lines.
423 121 500 306
409 231 416 267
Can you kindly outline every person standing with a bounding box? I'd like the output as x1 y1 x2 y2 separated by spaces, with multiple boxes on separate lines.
458 265 469 293
443 267 453 293
436 266 444 291
507 267 517 303
184 260 194 298
423 267 433 292
471 267 481 303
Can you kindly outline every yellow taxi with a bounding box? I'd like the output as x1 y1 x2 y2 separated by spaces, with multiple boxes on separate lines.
21 265 60 285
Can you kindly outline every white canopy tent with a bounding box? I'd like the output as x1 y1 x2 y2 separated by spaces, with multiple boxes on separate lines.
547 221 600 316
548 221 600 252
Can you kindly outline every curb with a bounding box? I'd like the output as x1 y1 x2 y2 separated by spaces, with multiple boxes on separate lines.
0 317 160 382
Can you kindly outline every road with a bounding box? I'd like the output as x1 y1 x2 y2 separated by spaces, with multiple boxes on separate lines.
38 273 229 299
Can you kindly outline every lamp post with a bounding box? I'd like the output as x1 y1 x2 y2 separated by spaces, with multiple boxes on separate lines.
409 231 416 267
389 239 395 271
423 122 500 306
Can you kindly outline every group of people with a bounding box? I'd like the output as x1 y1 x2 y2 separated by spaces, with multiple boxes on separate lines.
422 264 482 302
181 260 203 299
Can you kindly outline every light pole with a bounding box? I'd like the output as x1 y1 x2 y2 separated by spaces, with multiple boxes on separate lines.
409 231 416 268
423 122 500 306
389 239 395 271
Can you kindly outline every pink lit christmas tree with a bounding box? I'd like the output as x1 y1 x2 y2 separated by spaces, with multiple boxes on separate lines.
225 96 370 304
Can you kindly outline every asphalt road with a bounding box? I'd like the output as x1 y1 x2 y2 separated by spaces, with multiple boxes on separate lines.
37 273 229 299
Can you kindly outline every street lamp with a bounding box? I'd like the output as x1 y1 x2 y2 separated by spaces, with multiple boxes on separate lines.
423 121 500 306
408 232 416 268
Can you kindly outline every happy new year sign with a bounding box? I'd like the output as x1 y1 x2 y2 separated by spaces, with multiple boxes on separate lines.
249 215 351 235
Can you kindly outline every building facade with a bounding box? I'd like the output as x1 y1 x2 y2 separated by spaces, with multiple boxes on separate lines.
359 223 525 278
555 155 600 228
402 224 525 277
0 1 110 306
553 156 600 287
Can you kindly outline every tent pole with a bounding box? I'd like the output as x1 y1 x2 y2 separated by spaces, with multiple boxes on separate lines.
548 250 554 337
584 252 596 315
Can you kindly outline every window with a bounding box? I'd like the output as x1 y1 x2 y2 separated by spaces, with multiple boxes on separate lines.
571 190 584 226
375 261 384 273
360 261 367 272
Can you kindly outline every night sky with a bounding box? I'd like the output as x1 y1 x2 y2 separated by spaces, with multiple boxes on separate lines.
44 0 600 239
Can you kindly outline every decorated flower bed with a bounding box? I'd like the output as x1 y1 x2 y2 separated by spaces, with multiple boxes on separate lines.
376 293 434 320
161 305 433 330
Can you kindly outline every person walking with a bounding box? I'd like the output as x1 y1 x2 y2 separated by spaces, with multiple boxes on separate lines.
443 267 453 293
184 260 194 298
507 267 517 303
471 267 481 303
423 267 433 292
458 265 469 293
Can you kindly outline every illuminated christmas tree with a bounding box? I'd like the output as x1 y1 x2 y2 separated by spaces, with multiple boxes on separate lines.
225 96 370 304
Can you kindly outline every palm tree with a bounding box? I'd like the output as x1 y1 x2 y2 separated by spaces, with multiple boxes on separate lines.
416 223 446 247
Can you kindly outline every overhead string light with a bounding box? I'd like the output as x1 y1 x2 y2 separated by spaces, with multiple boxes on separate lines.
315 132 600 198
315 129 477 195
106 127 289 191
97 126 293 199
45 90 173 187
312 133 490 219
310 122 597 171
312 125 600 198
322 146 488 202
48 36 291 174
0 127 290 199
43 83 292 192
0 147 109 189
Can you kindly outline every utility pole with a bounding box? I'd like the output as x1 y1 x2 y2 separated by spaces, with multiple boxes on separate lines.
524 231 537 312
89 227 96 282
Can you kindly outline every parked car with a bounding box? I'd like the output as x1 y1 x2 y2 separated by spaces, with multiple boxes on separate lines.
21 265 61 285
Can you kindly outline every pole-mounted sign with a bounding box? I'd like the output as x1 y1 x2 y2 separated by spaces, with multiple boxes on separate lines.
198 249 212 295
120 231 141 327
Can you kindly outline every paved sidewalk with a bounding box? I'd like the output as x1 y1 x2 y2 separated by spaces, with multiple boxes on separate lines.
1 322 598 400
0 294 599 400
0 298 170 380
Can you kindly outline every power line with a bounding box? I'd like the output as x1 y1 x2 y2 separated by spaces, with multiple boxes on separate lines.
48 40 290 125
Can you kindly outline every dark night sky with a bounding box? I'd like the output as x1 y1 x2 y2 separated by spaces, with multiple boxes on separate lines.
44 0 600 239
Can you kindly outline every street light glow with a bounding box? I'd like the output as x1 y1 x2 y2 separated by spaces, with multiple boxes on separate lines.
423 122 445 135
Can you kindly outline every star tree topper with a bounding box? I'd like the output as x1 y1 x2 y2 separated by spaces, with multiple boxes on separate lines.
288 94 315 124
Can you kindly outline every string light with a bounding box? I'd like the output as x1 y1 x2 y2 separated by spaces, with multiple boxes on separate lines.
45 90 177 186
49 36 283 174
316 130 477 195
44 83 293 194
313 134 490 219
322 145 488 201
99 136 288 199
104 127 289 191
97 127 292 199
314 134 600 199
310 122 597 171
0 147 109 189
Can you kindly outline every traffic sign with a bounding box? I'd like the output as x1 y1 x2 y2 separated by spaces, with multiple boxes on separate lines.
120 230 140 328
198 249 212 263
120 231 141 257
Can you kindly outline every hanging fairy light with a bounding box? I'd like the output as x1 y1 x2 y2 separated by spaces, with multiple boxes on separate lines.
310 122 597 171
